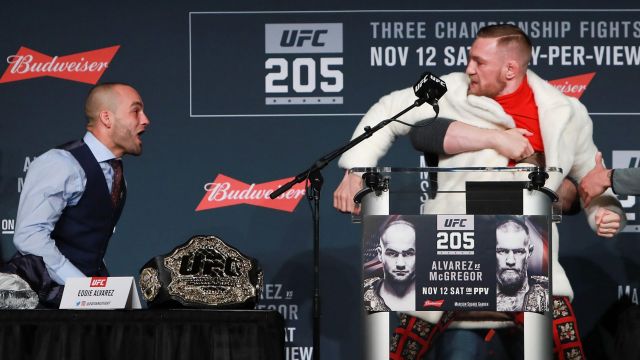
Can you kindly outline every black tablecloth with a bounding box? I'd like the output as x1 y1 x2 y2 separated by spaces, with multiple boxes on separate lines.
0 309 284 360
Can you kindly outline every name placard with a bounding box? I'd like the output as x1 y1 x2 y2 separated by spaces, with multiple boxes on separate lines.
60 276 142 309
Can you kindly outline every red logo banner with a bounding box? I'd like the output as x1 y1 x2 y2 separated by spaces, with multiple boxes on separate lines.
423 299 445 308
0 45 119 84
549 72 596 99
196 174 307 212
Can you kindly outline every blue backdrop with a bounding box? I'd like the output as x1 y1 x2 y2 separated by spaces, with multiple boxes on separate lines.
1 1 639 359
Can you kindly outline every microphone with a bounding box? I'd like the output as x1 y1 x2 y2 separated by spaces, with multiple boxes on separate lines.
413 72 447 107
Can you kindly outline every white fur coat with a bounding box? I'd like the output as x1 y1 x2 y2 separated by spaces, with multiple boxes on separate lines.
341 70 625 325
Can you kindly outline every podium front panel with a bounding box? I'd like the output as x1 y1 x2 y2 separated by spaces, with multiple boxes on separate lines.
354 167 558 360
362 214 550 313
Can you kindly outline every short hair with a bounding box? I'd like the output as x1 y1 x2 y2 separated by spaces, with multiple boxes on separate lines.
476 24 532 66
84 82 133 123
496 216 529 235
379 216 415 244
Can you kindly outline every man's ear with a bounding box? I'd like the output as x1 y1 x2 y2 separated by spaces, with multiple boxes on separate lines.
98 110 113 128
376 246 382 262
505 60 519 80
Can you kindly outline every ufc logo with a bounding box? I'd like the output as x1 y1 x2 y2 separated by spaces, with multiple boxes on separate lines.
90 277 107 287
265 24 342 54
280 29 328 47
444 219 467 227
438 215 474 231
179 250 241 277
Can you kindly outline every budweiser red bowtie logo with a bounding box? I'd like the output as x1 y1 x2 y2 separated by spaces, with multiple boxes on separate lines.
548 72 595 99
423 299 445 308
196 174 307 212
0 46 119 84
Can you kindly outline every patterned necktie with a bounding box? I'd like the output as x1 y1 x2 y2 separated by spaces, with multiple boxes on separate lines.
109 159 124 207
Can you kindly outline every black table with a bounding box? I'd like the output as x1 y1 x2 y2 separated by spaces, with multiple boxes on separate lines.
0 309 284 360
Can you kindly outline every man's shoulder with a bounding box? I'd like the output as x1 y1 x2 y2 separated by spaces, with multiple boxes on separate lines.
363 277 390 311
527 69 593 120
363 276 383 289
523 275 550 312
529 275 549 287
527 70 585 107
29 148 81 176
34 148 76 163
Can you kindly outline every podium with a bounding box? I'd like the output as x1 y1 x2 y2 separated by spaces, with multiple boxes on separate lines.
352 166 562 360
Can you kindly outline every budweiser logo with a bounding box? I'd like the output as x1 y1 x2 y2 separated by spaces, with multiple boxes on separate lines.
548 72 595 99
0 46 119 84
423 299 445 308
196 174 307 212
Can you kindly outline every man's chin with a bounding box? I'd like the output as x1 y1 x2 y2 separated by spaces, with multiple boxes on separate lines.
499 277 524 294
500 283 524 295
128 145 143 156
390 274 415 283
499 272 523 283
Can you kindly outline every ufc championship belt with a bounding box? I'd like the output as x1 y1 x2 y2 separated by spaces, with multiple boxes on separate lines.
139 235 263 309
523 275 550 313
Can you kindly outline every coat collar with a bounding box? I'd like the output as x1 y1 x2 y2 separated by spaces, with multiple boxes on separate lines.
526 70 574 178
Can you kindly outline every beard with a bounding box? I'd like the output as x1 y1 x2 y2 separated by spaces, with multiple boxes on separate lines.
498 269 526 295
467 76 507 98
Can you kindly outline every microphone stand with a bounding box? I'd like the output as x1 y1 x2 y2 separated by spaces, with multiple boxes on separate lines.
270 97 429 360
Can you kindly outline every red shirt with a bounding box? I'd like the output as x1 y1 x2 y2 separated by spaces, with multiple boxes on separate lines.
495 77 544 152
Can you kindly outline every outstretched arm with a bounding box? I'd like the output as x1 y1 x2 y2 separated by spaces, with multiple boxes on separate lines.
580 151 640 203
569 101 625 238
410 118 534 160
579 152 612 207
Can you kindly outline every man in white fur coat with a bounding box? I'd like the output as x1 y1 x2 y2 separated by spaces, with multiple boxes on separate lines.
334 24 624 360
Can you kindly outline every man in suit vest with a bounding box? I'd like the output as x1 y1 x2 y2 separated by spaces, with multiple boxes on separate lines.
8 83 150 307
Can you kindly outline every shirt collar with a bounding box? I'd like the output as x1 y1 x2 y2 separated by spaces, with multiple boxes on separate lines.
83 132 118 162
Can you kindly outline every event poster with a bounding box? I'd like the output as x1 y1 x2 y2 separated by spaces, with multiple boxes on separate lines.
362 215 550 312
